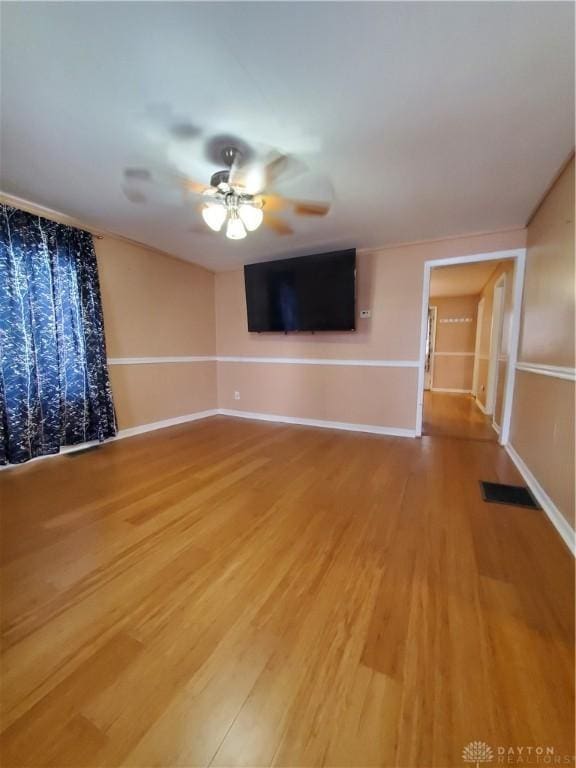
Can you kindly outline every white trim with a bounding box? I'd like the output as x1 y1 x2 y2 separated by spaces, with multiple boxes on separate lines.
475 397 489 415
116 410 219 438
499 253 526 445
486 273 506 416
515 362 576 382
218 409 417 438
108 356 215 365
0 407 417 469
472 296 485 397
416 248 526 447
217 356 419 367
433 351 475 357
492 421 501 435
430 387 472 394
107 355 420 368
422 249 522 270
505 443 575 556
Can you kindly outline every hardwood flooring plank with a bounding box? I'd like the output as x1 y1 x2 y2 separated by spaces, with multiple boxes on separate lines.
0 413 573 768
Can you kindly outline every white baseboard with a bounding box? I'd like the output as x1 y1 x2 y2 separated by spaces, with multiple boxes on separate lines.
430 388 472 394
505 443 575 556
217 408 416 438
116 410 218 439
0 407 416 469
492 421 501 435
475 398 489 415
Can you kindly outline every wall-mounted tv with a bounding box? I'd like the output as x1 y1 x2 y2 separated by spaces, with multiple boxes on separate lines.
244 249 356 333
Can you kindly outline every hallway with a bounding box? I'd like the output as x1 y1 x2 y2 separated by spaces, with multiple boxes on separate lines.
423 391 497 442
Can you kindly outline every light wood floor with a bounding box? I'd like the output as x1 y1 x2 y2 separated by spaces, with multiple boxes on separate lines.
423 391 497 442
1 416 574 767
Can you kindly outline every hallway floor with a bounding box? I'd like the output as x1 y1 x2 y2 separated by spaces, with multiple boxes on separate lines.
423 391 497 442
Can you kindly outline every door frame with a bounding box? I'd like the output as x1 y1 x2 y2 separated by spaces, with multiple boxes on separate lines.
424 305 438 390
416 248 526 446
486 273 507 419
472 296 485 398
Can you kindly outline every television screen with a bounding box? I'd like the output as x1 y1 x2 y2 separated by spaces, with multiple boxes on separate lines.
244 249 356 332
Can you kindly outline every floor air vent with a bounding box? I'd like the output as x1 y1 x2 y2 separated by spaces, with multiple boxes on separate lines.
480 481 540 509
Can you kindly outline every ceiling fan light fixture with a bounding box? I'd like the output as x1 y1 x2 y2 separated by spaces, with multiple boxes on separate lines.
226 211 247 240
238 203 263 232
202 203 227 232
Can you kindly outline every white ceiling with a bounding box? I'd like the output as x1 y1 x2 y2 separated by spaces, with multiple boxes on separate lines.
430 261 501 298
1 2 574 271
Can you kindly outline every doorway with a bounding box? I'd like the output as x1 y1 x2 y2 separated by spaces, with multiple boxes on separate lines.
417 248 526 445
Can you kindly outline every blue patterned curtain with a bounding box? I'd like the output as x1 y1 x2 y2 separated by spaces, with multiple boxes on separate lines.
0 204 116 464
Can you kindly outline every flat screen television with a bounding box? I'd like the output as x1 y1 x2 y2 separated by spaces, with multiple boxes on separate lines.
244 249 356 332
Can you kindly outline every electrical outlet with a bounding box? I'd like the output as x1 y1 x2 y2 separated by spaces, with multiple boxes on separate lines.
360 309 371 319
234 391 240 400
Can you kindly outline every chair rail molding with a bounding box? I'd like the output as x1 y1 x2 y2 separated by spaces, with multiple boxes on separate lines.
108 356 420 368
515 362 576 382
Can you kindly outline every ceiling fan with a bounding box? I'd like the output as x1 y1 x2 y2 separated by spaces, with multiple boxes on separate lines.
123 139 331 241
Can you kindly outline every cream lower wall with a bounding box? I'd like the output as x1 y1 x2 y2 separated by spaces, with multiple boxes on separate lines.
432 355 475 391
510 371 575 528
109 362 217 430
217 362 418 430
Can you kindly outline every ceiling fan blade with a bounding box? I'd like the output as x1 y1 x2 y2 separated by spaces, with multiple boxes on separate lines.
292 201 330 216
260 194 330 217
178 174 212 196
262 152 306 188
228 149 246 188
123 165 210 198
259 194 287 213
264 213 294 236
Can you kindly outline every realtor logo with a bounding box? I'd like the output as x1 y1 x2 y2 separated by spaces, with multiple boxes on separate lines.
462 741 494 767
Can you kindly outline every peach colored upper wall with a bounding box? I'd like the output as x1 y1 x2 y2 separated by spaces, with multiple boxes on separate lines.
519 158 575 367
432 296 478 354
95 238 215 358
94 237 217 427
215 229 526 362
